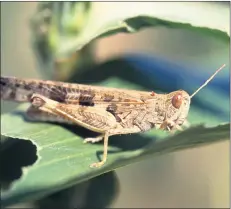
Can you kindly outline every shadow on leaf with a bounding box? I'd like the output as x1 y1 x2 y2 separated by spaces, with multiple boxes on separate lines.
36 171 119 209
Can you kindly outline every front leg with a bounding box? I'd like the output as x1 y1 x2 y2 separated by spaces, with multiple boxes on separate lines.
159 119 183 133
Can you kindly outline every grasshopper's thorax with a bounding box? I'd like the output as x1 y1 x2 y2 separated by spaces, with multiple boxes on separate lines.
165 90 191 126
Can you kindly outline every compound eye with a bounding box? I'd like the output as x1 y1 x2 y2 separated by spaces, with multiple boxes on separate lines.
172 93 182 109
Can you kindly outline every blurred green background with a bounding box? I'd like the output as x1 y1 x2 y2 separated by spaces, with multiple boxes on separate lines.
1 2 229 208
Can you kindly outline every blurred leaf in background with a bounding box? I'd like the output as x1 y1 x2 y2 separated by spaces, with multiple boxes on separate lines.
30 2 93 81
30 2 229 81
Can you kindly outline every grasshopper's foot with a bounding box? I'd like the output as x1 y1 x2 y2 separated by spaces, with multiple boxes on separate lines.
183 120 190 128
83 135 103 144
90 160 106 168
89 132 108 168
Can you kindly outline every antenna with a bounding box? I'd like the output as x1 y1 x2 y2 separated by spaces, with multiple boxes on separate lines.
190 64 226 98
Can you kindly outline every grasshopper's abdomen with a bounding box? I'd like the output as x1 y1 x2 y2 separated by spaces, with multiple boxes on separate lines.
0 76 66 103
1 76 32 102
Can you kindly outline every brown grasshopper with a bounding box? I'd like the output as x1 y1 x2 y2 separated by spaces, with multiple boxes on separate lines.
0 64 226 168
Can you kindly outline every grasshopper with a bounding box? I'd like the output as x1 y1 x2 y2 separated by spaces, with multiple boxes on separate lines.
0 64 226 168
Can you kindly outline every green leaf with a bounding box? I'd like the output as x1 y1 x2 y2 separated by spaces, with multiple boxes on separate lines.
1 103 229 207
54 2 229 57
59 14 229 57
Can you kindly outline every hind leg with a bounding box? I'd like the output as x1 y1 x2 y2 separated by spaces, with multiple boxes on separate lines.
29 93 118 168
26 105 73 124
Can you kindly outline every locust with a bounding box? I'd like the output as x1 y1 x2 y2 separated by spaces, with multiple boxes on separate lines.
0 64 226 168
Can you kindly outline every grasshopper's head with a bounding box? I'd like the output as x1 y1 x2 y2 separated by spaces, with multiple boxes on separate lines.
165 90 191 126
163 64 226 129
